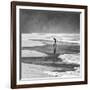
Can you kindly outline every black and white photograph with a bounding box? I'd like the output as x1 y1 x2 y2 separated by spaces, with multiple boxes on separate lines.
20 9 81 80
11 1 87 89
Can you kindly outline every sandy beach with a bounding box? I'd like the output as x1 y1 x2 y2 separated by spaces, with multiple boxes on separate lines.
21 33 80 80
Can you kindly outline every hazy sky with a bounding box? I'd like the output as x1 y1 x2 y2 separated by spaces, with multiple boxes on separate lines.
20 9 80 33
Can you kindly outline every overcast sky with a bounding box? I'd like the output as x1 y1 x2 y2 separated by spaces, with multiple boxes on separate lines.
20 9 80 34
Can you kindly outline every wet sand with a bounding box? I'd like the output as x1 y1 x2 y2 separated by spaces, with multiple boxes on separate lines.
21 33 80 80
21 59 80 79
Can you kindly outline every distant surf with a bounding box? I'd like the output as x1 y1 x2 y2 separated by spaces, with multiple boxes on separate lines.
22 33 80 47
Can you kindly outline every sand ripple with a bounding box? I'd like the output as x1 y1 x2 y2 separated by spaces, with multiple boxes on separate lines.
22 50 48 57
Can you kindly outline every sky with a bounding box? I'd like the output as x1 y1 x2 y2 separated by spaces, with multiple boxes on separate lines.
20 9 80 34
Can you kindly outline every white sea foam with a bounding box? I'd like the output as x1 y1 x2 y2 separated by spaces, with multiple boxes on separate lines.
43 69 80 78
58 54 80 64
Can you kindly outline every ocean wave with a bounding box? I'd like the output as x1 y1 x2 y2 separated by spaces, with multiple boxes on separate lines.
22 33 80 45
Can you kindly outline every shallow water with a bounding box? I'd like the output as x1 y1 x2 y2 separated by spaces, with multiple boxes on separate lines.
21 49 80 79
21 34 80 79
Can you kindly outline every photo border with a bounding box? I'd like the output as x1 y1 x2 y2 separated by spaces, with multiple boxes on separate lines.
11 1 88 89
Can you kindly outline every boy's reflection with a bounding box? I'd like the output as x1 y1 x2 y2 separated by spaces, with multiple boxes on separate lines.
53 37 57 55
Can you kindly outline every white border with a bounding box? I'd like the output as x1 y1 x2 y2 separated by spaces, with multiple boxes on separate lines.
16 6 85 85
